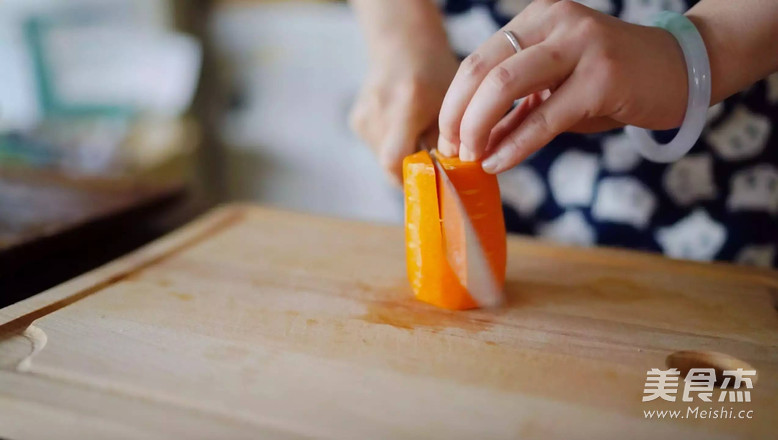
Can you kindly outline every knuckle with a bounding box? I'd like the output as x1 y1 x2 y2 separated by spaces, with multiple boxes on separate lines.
537 0 560 8
577 16 605 41
593 49 622 84
397 77 424 101
609 96 633 119
549 0 582 18
578 100 598 121
574 65 608 112
599 62 620 86
548 47 563 62
531 0 558 12
487 65 514 92
576 57 598 79
461 53 487 78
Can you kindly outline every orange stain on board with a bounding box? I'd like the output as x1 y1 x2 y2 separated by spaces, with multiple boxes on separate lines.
170 292 194 301
359 301 493 334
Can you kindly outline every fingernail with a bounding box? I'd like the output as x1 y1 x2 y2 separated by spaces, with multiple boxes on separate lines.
437 134 456 157
459 143 476 162
482 148 508 174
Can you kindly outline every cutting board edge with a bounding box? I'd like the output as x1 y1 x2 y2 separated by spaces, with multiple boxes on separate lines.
0 203 251 330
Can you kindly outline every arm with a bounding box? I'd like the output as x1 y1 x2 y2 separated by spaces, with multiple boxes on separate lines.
687 0 778 104
349 0 459 183
350 0 449 62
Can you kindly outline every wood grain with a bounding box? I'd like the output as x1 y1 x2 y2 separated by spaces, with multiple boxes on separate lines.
1 204 776 439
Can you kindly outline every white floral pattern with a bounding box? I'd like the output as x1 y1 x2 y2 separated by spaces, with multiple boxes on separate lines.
498 166 546 217
656 209 727 261
537 210 596 246
602 132 642 172
592 177 657 229
662 154 716 206
706 106 771 161
727 165 778 214
548 150 600 206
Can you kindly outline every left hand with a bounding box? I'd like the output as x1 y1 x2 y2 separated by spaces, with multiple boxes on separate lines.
437 0 689 173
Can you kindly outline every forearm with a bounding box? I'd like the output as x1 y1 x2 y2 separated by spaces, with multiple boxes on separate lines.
687 0 778 104
350 0 449 59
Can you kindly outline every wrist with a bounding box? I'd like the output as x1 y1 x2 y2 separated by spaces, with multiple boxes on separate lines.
685 1 778 105
355 0 449 59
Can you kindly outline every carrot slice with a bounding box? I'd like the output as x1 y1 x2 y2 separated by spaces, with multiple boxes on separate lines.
403 150 506 310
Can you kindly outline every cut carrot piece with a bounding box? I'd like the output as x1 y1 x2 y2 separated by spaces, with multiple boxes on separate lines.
436 154 507 299
403 150 506 310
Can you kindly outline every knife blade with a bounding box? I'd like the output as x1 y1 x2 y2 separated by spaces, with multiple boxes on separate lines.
420 143 503 307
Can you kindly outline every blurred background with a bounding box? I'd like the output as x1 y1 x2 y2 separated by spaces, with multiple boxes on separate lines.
0 0 503 304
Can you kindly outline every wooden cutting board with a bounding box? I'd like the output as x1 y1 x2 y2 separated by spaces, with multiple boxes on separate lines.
1 204 776 439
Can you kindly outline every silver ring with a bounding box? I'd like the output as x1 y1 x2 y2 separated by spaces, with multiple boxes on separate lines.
503 30 521 53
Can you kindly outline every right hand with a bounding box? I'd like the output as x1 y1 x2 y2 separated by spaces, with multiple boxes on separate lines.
349 39 459 184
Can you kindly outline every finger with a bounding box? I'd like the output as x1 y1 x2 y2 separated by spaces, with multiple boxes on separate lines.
459 42 576 161
437 132 458 157
379 126 414 186
380 106 426 184
350 91 387 151
437 39 516 154
437 0 559 152
490 91 620 135
481 74 595 174
485 92 542 153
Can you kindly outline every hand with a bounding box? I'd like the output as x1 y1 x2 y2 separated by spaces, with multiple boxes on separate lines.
350 38 459 184
437 0 689 174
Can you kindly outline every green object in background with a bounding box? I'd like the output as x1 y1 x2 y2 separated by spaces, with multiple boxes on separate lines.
24 18 135 120
0 134 61 167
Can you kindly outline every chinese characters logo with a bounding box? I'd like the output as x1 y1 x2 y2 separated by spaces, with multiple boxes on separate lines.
642 368 756 403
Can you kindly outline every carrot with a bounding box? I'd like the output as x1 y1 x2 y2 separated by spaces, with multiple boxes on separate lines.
403 150 506 310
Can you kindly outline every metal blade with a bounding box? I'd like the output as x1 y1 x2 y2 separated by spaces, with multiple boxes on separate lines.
430 152 503 308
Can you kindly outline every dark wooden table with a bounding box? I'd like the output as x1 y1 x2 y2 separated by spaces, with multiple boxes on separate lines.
0 167 199 308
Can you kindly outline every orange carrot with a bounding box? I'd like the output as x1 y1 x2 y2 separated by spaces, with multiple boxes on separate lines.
403 150 506 310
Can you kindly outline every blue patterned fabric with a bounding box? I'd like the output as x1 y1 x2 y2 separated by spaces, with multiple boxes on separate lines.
442 0 778 267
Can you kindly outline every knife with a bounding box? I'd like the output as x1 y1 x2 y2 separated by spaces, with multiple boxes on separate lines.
420 142 503 307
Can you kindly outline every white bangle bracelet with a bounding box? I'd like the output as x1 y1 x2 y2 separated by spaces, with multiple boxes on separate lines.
625 11 711 163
